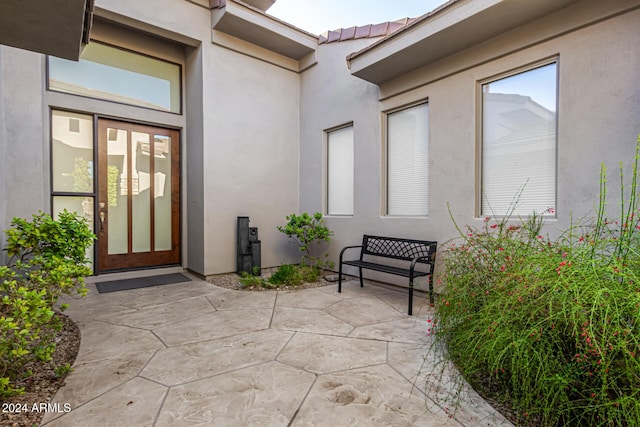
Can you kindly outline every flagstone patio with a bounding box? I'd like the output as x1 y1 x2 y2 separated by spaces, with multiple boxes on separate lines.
41 271 513 426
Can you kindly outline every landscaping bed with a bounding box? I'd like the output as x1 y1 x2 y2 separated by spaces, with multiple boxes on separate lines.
0 313 80 427
207 267 333 291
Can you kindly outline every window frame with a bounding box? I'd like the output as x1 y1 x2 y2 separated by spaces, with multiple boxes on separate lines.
46 41 183 115
325 123 355 216
50 108 99 269
384 100 430 217
476 57 559 218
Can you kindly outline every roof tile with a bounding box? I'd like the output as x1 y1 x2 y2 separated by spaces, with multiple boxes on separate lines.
319 17 418 44
340 26 356 41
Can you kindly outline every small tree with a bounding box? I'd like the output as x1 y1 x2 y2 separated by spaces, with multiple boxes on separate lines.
277 212 334 271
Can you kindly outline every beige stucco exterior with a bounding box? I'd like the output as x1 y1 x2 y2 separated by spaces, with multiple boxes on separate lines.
1 0 639 282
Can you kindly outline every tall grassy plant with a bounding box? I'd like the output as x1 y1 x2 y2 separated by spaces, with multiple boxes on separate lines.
436 135 640 426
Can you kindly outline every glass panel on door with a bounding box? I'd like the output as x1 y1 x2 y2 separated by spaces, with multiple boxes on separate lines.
154 134 172 251
106 127 129 255
131 131 151 253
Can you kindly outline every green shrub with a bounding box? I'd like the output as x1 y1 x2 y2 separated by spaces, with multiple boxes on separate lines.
268 264 303 286
436 135 640 426
277 212 334 271
0 210 94 396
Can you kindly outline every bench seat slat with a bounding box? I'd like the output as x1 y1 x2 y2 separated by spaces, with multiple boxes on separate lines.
341 260 430 278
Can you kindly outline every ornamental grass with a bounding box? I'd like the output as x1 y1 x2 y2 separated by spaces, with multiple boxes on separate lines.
436 136 640 426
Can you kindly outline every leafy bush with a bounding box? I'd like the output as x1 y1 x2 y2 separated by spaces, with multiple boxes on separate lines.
268 264 302 286
436 136 640 426
277 212 334 271
0 210 94 396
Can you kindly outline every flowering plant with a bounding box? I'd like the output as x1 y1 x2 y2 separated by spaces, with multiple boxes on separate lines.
435 136 640 426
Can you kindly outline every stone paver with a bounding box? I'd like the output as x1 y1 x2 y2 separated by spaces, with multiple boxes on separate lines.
141 329 294 386
157 362 316 426
42 274 512 427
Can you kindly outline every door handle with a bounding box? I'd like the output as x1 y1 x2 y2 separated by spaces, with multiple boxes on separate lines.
99 212 105 232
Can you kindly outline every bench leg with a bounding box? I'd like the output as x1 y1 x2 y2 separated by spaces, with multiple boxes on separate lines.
429 274 434 306
408 281 413 316
338 263 343 293
358 267 363 288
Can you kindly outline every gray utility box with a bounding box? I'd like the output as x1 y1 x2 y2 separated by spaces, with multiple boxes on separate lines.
237 216 261 276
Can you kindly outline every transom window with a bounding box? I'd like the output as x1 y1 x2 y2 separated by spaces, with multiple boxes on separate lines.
48 42 181 113
480 61 557 216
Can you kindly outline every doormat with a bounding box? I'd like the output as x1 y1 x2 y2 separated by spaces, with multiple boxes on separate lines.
95 273 192 293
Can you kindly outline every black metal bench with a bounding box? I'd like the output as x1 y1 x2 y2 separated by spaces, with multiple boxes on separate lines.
338 235 437 315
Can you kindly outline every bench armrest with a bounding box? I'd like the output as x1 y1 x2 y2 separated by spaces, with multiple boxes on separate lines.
339 245 363 263
409 255 434 277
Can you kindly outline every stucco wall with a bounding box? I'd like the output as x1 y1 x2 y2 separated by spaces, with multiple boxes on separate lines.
299 2 640 289
300 38 391 275
202 44 301 275
185 45 206 274
0 0 301 275
0 47 47 226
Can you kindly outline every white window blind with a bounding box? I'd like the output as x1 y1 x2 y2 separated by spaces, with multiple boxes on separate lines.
327 126 354 215
481 62 557 216
387 103 429 216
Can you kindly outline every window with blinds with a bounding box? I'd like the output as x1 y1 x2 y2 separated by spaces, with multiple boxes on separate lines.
327 125 354 215
386 102 429 216
481 62 557 217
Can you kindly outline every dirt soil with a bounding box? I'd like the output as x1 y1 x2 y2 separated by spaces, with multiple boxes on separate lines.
1 313 80 427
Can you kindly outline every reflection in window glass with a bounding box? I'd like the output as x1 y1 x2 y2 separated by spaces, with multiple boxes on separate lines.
107 127 129 255
481 62 557 216
154 135 173 251
53 196 94 268
131 132 151 253
49 43 181 113
52 110 94 193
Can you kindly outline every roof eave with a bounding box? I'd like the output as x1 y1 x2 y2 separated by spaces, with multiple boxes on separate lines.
211 0 318 61
347 0 581 85
0 0 94 60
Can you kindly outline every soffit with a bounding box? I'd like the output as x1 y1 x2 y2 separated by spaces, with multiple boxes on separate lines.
211 0 317 60
0 0 93 60
242 0 275 12
210 0 275 12
348 0 580 85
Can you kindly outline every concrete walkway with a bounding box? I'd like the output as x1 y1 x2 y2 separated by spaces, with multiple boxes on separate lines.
41 272 512 427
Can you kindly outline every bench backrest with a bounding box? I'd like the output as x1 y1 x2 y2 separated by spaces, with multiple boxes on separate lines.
361 235 437 264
